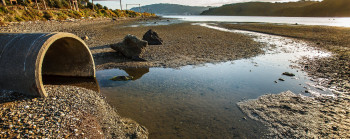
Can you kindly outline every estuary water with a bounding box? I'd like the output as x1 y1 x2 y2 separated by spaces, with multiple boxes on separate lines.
163 15 350 27
97 20 333 138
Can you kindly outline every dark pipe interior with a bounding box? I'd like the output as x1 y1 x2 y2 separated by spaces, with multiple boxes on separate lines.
42 37 94 77
41 37 99 92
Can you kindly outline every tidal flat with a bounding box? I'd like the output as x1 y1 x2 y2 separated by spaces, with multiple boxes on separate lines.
1 17 349 138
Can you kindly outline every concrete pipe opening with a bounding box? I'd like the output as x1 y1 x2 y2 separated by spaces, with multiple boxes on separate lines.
0 33 96 97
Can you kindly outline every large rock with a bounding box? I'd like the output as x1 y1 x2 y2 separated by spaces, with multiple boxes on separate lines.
142 29 163 45
110 34 148 60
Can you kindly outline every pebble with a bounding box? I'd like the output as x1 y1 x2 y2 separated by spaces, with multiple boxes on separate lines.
81 35 89 40
0 85 148 138
282 72 295 77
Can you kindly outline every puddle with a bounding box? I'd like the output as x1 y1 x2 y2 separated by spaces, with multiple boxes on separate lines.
97 23 332 138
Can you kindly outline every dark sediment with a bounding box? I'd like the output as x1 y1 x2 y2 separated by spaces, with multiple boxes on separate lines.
223 23 350 138
238 91 350 138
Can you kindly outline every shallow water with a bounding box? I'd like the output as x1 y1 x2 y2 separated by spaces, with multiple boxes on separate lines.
164 15 350 27
97 24 332 138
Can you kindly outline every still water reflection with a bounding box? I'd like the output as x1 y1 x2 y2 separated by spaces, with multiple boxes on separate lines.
164 15 350 27
96 24 332 138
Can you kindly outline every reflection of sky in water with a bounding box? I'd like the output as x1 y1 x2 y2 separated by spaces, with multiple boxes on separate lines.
123 16 350 28
96 24 333 138
164 15 350 27
99 23 333 97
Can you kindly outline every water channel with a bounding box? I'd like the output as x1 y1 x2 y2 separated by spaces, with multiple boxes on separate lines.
97 22 332 138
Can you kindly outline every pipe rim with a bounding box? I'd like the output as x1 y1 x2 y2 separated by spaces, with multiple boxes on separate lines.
35 32 96 97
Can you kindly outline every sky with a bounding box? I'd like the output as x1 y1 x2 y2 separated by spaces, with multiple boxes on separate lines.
93 0 322 10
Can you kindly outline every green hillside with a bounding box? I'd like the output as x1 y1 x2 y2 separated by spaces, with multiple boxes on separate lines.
201 0 350 17
0 0 154 23
131 3 211 15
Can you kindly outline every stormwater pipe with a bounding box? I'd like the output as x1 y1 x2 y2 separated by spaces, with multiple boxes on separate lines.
0 32 96 97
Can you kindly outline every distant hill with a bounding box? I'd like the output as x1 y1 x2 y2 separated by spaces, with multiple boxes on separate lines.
201 0 350 17
130 3 211 15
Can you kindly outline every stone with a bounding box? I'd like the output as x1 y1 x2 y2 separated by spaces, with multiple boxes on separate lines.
37 117 44 122
282 72 295 77
81 35 89 40
110 34 148 60
142 29 163 45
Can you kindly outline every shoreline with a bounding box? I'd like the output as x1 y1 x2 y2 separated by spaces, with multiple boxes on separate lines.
1 17 349 138
218 23 350 137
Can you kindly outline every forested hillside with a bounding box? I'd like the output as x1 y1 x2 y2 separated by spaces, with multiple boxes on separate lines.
0 0 154 23
201 0 350 17
131 3 211 15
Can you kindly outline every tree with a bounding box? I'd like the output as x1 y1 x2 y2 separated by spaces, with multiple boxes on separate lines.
96 3 102 9
2 0 6 6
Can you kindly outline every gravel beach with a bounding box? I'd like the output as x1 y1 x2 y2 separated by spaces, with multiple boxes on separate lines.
1 17 349 138
0 17 264 70
0 17 263 138
0 85 148 138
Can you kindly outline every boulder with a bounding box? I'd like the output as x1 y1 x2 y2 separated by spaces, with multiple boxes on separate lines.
110 34 148 60
142 29 163 45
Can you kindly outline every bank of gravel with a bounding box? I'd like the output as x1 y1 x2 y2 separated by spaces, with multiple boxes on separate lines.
0 85 148 138
0 17 264 70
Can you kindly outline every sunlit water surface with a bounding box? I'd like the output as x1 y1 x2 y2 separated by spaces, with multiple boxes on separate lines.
97 22 332 138
164 15 350 27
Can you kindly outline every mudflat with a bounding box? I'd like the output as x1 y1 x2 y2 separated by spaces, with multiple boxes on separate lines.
221 23 350 138
0 17 264 138
1 17 349 138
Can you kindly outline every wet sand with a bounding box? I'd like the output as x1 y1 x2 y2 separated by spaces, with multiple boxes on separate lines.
238 91 350 138
220 23 350 93
220 23 350 138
